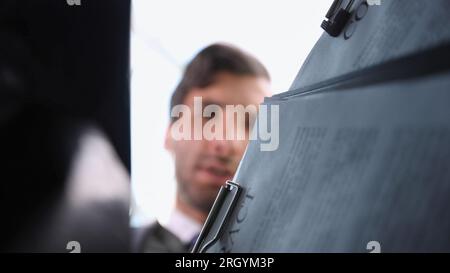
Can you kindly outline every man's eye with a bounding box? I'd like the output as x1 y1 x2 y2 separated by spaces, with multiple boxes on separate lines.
205 112 216 120
245 115 253 130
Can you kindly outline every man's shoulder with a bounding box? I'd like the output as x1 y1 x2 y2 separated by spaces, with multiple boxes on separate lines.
132 221 188 253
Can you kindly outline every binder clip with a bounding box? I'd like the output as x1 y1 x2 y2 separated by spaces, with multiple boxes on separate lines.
321 0 356 37
191 180 242 253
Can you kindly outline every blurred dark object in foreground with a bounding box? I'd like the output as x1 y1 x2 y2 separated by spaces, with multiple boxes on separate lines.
0 0 131 252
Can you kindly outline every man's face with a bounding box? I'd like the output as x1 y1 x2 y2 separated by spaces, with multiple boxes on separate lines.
166 72 270 214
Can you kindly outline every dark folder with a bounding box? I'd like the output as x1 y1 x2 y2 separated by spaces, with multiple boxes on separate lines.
194 0 450 253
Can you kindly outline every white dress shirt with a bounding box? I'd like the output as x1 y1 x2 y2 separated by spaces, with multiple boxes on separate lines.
164 209 202 244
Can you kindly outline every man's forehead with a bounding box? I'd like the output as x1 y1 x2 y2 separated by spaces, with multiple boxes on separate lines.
183 78 269 107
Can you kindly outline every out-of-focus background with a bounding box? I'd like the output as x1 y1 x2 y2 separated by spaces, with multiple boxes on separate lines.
131 0 332 226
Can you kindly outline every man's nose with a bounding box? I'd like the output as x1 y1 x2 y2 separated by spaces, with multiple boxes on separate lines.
207 138 234 159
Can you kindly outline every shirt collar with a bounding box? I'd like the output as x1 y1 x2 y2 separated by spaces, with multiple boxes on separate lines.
164 209 202 244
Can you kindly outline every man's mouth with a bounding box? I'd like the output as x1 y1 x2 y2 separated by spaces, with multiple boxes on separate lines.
196 164 233 185
206 166 231 177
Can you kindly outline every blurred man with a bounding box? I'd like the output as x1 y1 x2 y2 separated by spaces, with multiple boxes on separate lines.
136 43 271 252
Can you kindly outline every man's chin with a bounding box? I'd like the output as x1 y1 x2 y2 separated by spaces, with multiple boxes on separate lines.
193 188 223 213
193 197 217 215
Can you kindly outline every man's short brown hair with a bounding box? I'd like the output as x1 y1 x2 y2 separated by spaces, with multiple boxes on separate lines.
169 43 270 122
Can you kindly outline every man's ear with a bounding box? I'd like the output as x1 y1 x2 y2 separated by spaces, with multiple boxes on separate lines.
164 124 174 153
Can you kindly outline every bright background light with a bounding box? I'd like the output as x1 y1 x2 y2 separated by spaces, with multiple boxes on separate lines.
131 0 332 226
